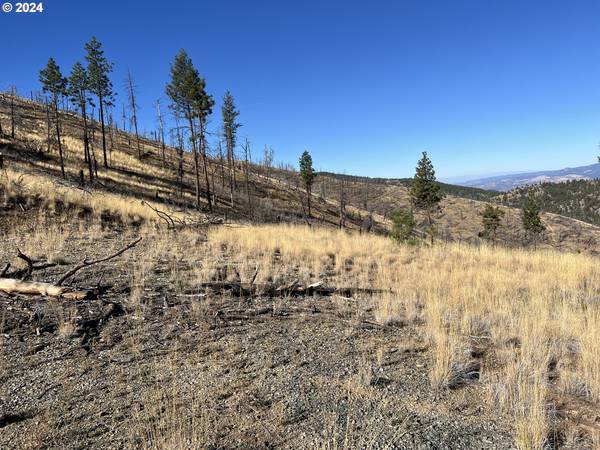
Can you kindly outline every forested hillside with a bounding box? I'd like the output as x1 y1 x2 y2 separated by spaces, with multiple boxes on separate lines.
499 179 600 225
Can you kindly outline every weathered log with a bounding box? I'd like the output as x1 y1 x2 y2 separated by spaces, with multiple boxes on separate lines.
0 279 89 300
196 280 385 298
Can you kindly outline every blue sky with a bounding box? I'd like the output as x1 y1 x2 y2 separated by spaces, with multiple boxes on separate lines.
2 0 600 180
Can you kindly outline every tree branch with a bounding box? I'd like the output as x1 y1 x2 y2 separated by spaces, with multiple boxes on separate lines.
55 237 142 286
16 248 33 281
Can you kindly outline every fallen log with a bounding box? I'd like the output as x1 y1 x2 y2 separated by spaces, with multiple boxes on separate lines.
195 280 387 298
0 279 90 300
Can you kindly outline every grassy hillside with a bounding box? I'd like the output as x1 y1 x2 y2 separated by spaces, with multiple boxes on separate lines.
318 171 500 201
0 95 375 232
3 94 600 255
315 172 600 254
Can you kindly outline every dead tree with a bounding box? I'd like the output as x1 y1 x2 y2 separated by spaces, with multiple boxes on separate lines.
45 98 52 153
197 114 213 211
242 138 253 218
218 140 226 189
156 99 166 165
172 113 186 197
9 87 18 139
125 70 141 158
339 178 347 229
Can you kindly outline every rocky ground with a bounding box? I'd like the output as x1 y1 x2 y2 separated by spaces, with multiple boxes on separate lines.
0 225 518 450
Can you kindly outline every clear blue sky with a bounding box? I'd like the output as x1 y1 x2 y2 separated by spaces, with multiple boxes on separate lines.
2 0 600 180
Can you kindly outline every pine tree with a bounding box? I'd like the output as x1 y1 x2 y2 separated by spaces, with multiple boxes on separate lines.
193 77 215 212
521 198 545 247
67 61 93 181
85 37 114 168
299 150 316 217
409 151 443 243
222 91 241 207
40 58 67 178
479 204 505 242
166 49 212 210
390 209 416 243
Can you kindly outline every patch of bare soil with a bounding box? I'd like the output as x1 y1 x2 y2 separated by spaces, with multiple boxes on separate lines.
0 230 515 449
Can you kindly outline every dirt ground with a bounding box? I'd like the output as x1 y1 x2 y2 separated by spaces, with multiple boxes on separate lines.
0 222 519 450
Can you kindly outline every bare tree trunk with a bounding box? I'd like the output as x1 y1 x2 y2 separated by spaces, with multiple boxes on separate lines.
218 141 226 189
53 96 65 178
99 94 108 168
45 99 51 153
126 72 141 159
198 117 212 211
211 167 217 207
10 94 15 139
174 114 185 197
81 98 93 182
339 179 346 229
227 134 235 208
242 139 252 218
157 100 166 165
187 112 201 209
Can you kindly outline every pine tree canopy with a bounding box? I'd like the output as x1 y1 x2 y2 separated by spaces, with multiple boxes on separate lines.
222 91 241 148
521 199 546 235
166 49 212 120
39 58 66 99
85 36 114 102
67 61 88 108
409 151 443 211
299 150 315 188
480 205 505 238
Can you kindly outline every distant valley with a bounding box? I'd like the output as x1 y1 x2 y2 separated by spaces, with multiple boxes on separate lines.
459 162 600 191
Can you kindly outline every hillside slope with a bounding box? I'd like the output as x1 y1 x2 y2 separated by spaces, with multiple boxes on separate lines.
2 94 600 253
498 179 600 226
315 172 600 254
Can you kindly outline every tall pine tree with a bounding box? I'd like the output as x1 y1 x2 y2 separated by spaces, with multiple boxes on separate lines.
67 61 93 181
299 150 316 217
40 58 67 178
409 151 443 243
85 37 114 168
222 91 241 207
194 77 214 212
166 49 212 210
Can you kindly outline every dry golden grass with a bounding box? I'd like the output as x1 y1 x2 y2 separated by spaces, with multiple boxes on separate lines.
201 224 600 449
0 165 186 223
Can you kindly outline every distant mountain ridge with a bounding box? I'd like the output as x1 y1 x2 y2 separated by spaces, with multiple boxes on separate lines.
459 163 600 191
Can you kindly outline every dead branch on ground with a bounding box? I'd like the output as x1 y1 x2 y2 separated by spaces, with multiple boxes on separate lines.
0 238 142 299
56 237 142 286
